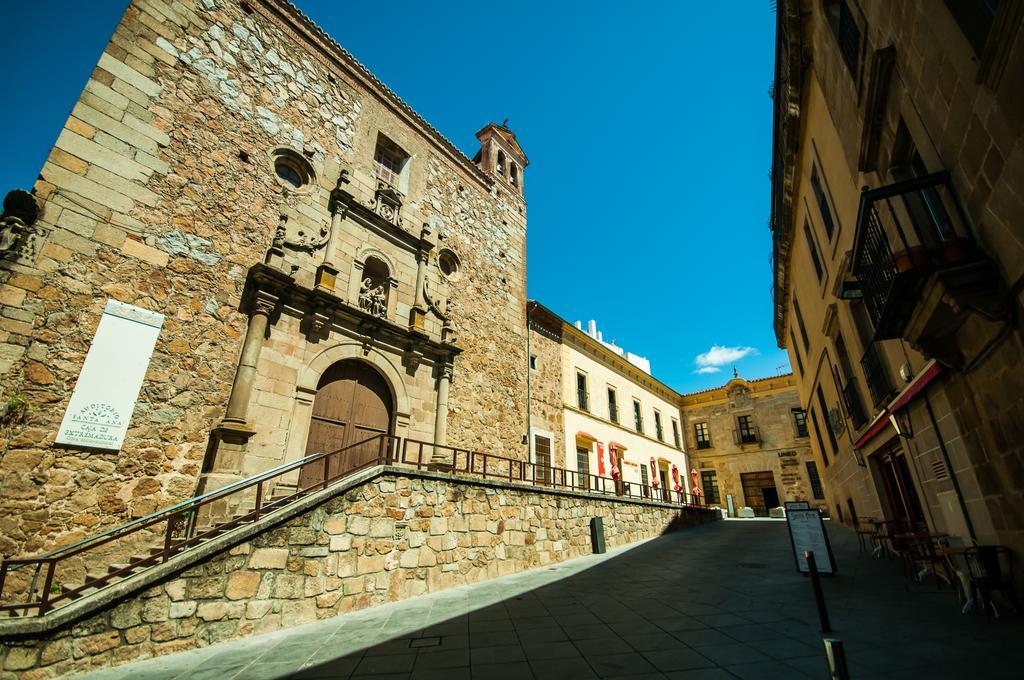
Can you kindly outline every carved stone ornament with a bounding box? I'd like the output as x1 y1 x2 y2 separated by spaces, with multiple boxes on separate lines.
358 277 387 319
284 220 330 253
252 291 279 318
372 181 404 227
422 277 449 321
0 189 45 262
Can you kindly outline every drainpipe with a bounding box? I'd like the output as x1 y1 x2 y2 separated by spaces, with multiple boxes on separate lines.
526 311 533 461
923 392 977 542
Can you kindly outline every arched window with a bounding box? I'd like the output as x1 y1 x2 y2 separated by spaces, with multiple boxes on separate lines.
496 150 506 176
358 256 390 319
510 163 518 187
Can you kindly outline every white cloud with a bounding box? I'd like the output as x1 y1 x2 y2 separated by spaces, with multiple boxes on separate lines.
693 345 758 374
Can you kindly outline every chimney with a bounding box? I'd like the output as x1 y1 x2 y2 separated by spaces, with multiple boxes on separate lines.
587 320 597 337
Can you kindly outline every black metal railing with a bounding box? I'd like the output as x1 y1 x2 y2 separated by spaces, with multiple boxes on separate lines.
733 426 760 445
842 377 868 429
851 171 974 339
860 343 894 407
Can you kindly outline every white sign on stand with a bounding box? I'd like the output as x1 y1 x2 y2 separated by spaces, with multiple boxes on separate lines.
786 508 837 575
55 300 164 451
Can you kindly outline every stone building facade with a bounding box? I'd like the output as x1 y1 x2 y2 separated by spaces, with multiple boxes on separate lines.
771 0 1024 562
527 303 690 499
680 373 820 516
0 0 529 561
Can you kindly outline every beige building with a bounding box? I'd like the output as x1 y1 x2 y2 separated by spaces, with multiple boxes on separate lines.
527 303 690 500
0 0 529 560
772 0 1024 564
681 372 821 516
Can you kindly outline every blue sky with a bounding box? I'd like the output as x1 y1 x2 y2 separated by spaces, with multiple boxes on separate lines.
0 0 788 394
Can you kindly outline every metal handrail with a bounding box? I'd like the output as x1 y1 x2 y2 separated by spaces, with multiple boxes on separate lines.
397 437 707 508
1 434 388 569
1 432 709 617
0 433 395 615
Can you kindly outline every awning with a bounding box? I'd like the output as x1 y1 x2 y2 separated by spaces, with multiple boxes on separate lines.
854 359 942 449
575 431 598 442
608 441 627 450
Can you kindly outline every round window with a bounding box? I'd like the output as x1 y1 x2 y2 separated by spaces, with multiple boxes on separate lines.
438 249 461 280
275 159 303 188
270 148 315 192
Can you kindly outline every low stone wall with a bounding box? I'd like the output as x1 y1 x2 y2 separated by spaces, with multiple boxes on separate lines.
0 468 717 678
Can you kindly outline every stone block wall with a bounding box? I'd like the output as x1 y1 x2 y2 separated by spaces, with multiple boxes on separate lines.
0 469 717 678
0 0 528 561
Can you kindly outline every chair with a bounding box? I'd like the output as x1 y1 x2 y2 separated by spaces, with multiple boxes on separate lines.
964 546 1022 621
904 537 954 588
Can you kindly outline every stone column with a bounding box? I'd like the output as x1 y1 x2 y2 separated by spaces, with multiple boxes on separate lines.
222 290 277 428
409 225 434 331
429 358 454 470
198 290 278 499
316 170 352 292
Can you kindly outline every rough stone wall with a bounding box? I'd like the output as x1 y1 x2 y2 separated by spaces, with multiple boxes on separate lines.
0 470 716 678
527 319 565 467
0 0 527 559
681 377 818 510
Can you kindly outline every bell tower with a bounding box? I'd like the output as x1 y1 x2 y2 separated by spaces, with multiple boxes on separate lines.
474 122 529 197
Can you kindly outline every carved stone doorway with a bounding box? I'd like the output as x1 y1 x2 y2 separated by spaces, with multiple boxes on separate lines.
299 360 393 490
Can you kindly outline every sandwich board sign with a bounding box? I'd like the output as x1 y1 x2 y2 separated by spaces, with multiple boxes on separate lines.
786 507 837 575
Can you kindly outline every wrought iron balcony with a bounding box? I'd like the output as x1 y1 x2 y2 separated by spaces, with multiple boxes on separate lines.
851 171 977 340
732 426 760 445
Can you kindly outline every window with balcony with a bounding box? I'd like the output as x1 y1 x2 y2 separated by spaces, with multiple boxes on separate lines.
793 297 811 351
804 217 825 283
851 156 974 340
816 385 839 457
944 0 998 56
810 164 838 241
835 333 868 429
793 409 809 437
694 422 712 449
374 135 409 189
633 399 644 433
672 419 681 448
701 470 721 505
576 371 589 411
807 461 825 500
824 0 863 80
790 330 805 376
809 408 830 467
607 387 619 423
736 415 758 444
654 411 664 441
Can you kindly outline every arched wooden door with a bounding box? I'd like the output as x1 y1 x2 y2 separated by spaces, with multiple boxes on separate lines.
299 360 393 490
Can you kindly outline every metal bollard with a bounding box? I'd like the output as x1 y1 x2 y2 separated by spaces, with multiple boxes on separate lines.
590 517 606 554
823 638 850 680
805 550 831 633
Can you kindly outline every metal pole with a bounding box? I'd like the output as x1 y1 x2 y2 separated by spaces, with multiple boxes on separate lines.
805 550 832 633
823 638 850 680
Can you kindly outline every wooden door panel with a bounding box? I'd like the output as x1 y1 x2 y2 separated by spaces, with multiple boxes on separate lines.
300 361 393 488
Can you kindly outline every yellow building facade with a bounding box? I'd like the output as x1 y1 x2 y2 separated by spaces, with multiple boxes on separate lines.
771 0 1024 566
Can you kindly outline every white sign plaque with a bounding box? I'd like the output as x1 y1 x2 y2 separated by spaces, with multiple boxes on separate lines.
55 300 164 450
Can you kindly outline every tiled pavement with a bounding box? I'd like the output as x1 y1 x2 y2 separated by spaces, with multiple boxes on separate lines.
76 519 1024 679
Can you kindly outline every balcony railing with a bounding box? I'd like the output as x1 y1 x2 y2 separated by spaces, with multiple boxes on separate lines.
851 171 975 339
861 343 894 407
733 426 760 445
842 377 868 429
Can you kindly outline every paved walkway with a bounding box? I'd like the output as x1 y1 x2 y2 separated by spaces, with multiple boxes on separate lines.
76 520 1023 679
